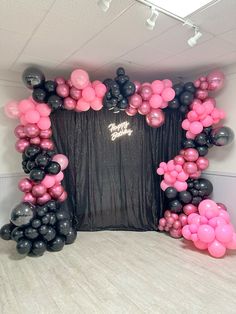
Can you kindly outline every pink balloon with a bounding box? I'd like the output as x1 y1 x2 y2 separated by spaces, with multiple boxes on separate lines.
64 97 76 110
30 136 41 145
182 225 192 240
200 81 208 90
22 192 36 204
37 193 51 205
201 116 213 127
217 203 227 211
82 86 96 102
174 155 185 165
39 128 52 139
182 119 190 130
200 76 207 82
160 180 170 191
174 180 188 192
76 98 90 111
40 139 54 150
56 83 69 98
186 130 196 139
90 97 103 111
170 228 182 238
166 216 174 226
171 213 179 221
125 106 137 116
18 178 32 193
197 224 215 243
67 79 73 87
15 139 30 153
146 109 165 128
55 171 64 183
205 208 219 219
24 124 40 138
140 85 152 100
70 87 82 100
215 224 234 243
130 94 142 108
162 79 173 88
55 77 65 85
183 162 198 174
196 157 209 170
52 154 68 171
41 175 56 188
25 110 40 124
58 191 68 202
161 88 175 102
183 148 199 162
138 101 151 115
208 240 226 258
189 223 199 233
183 204 198 216
173 220 181 230
194 80 201 88
196 89 208 100
156 167 164 175
37 117 51 130
194 240 208 250
94 83 106 98
159 218 166 227
133 81 141 93
218 210 230 223
49 184 64 198
70 69 89 89
151 80 164 94
207 70 225 91
14 125 27 139
189 121 203 135
226 233 236 249
18 99 35 113
4 100 20 119
179 213 188 226
149 94 162 108
32 184 47 197
35 103 51 117
198 199 218 216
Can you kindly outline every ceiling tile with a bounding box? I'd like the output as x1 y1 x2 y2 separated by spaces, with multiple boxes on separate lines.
219 28 236 49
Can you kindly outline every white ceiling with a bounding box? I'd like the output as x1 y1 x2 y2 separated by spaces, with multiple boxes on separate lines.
0 0 236 83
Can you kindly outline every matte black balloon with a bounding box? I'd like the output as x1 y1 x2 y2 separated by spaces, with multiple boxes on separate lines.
39 225 49 235
164 187 178 199
179 105 188 114
65 227 77 245
46 200 57 212
57 219 70 236
0 223 14 240
184 82 196 94
47 95 63 110
192 196 202 206
48 236 65 252
46 161 61 175
116 67 125 76
43 226 56 242
169 199 183 213
168 98 180 109
56 210 70 221
16 238 32 255
173 83 184 96
178 191 192 204
24 227 39 240
198 178 213 196
11 202 35 227
25 145 41 159
30 168 46 182
11 227 24 241
195 133 208 146
210 126 234 146
22 67 45 89
32 88 47 103
196 146 208 156
35 154 50 167
44 80 57 93
117 98 128 110
31 219 41 229
31 240 47 256
180 91 194 106
182 139 195 148
36 205 48 217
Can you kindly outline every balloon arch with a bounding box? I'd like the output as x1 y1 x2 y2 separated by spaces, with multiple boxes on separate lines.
1 67 235 258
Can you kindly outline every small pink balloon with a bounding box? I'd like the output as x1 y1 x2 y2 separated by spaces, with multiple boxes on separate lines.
186 130 196 139
183 204 198 216
94 83 106 98
174 180 188 192
200 76 207 82
182 225 192 240
140 85 152 100
90 97 103 111
138 101 151 115
146 109 165 128
194 80 201 88
4 100 20 119
183 148 199 162
76 98 90 111
208 240 226 258
171 213 179 221
133 81 141 93
173 220 181 230
49 184 64 198
161 87 175 102
22 192 36 204
162 79 173 88
174 155 185 166
196 157 209 170
32 184 47 197
18 99 35 113
151 80 164 94
25 110 40 124
24 124 40 138
70 87 82 100
64 97 76 110
196 89 208 100
179 213 188 226
14 125 27 139
164 210 171 219
189 224 198 233
30 137 41 145
183 162 198 174
39 128 52 139
35 103 51 117
217 203 227 211
160 180 170 191
58 191 68 202
41 175 56 188
207 70 225 91
189 121 203 135
37 117 51 130
159 218 166 227
158 225 164 231
201 116 213 127
226 233 236 250
125 106 137 116
55 171 64 183
149 94 163 108
53 154 68 171
15 139 30 153
166 216 174 225
40 139 54 150
182 119 190 130
56 83 69 98
82 86 96 102
18 178 32 193
66 79 73 87
55 77 65 85
218 210 230 223
170 228 182 238
130 94 142 108
70 69 89 89
37 193 51 205
200 81 208 90
194 240 208 250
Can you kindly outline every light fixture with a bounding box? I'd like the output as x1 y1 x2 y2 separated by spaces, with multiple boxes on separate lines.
145 7 159 30
97 0 112 12
187 28 202 47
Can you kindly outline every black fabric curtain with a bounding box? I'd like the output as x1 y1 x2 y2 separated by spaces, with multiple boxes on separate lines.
51 108 183 231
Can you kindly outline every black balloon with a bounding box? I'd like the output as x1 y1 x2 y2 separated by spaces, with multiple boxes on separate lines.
178 191 192 204
196 146 208 156
184 82 196 94
57 219 70 235
43 226 56 242
117 98 128 110
16 238 32 255
198 178 213 196
189 188 199 197
44 80 57 93
48 236 65 252
25 145 41 159
48 213 57 225
192 196 202 206
180 91 194 106
179 105 188 114
32 88 47 103
31 240 47 256
39 225 49 235
31 219 41 229
22 67 45 89
195 133 208 146
210 126 234 146
42 214 50 225
24 227 39 240
122 81 135 97
173 83 184 96
165 187 178 199
169 199 183 213
46 161 61 175
65 227 77 245
30 168 46 182
168 98 180 109
182 139 195 148
11 227 24 242
116 67 125 76
35 154 50 167
26 160 36 172
36 205 48 217
56 210 70 221
46 200 57 212
11 202 35 227
47 95 63 110
0 223 14 240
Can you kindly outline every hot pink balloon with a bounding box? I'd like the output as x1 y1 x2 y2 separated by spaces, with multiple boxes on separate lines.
90 97 103 111
35 103 51 117
162 79 173 88
32 184 47 197
18 178 32 193
70 87 82 100
218 210 230 223
64 97 76 110
130 94 142 108
55 77 65 85
151 80 164 94
40 139 54 150
194 80 201 88
125 106 137 116
22 192 36 205
174 180 188 192
182 225 192 240
196 157 209 170
37 117 51 130
138 101 151 115
179 213 188 226
42 175 56 188
56 83 69 98
24 124 40 138
159 218 166 227
182 119 190 130
164 210 171 219
14 125 27 139
208 240 226 258
94 83 106 98
55 171 64 183
194 240 208 250
53 154 68 171
215 224 234 243
149 94 162 108
37 193 51 205
170 228 182 238
186 131 196 139
196 89 208 100
189 121 203 135
174 155 185 165
183 148 199 162
39 128 52 139
146 109 165 128
226 233 236 250
18 99 35 113
207 70 225 91
4 100 20 119
183 204 198 216
58 191 68 202
25 110 40 124
70 69 89 89
198 199 218 216
15 139 30 153
82 86 96 102
140 85 152 100
183 162 198 174
161 87 175 102
160 180 170 191
217 203 227 211
30 137 41 145
197 224 215 243
76 98 90 112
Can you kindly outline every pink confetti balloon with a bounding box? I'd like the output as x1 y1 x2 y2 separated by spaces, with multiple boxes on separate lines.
14 125 27 139
53 154 68 171
70 87 82 100
70 69 89 89
207 70 225 91
15 139 30 153
18 178 32 193
64 97 76 110
24 124 40 138
146 109 165 128
56 83 69 98
4 100 20 119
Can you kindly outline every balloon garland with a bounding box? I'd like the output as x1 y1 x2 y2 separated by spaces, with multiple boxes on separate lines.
1 66 235 258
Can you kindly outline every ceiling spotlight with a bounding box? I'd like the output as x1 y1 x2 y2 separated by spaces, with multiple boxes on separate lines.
145 7 159 30
97 0 112 12
188 29 202 47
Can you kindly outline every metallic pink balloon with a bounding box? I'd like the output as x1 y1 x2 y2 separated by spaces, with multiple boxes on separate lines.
15 139 30 153
55 77 65 85
18 178 32 193
183 148 199 162
146 109 165 128
130 94 142 108
32 184 47 197
179 213 188 226
125 106 137 116
64 97 76 110
183 204 198 216
174 155 185 165
70 87 82 100
200 81 208 90
30 136 41 145
37 193 51 205
196 89 208 100
56 83 69 98
217 203 227 211
138 101 151 115
207 70 225 91
140 85 152 100
170 228 182 238
49 184 64 199
22 192 36 204
40 139 54 150
24 123 40 138
196 157 209 170
39 128 52 139
58 191 68 202
133 81 141 93
183 162 198 174
14 125 27 139
67 79 73 88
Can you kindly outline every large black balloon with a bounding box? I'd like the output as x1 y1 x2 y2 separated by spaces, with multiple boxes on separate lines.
57 219 70 235
24 227 39 240
11 202 35 227
0 223 14 240
11 227 24 241
178 191 192 204
65 227 77 245
47 95 63 110
169 199 183 213
165 187 178 199
32 88 47 103
30 168 46 182
46 161 61 175
210 126 234 146
180 91 194 106
43 226 56 242
195 133 208 146
48 236 65 252
22 67 45 89
198 178 213 196
16 238 32 255
44 80 57 93
31 240 47 256
35 154 50 167
25 145 41 159
122 81 135 97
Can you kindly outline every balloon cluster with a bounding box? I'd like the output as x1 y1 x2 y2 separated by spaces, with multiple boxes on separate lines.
182 98 225 139
182 199 236 258
126 79 175 127
103 67 136 113
158 210 188 238
164 178 213 213
0 201 77 256
168 82 196 114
